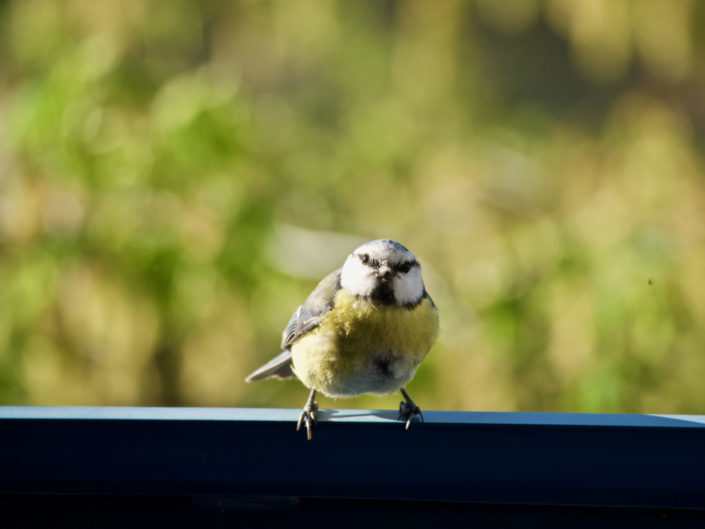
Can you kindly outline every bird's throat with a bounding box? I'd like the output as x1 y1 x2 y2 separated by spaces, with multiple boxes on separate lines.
370 282 395 305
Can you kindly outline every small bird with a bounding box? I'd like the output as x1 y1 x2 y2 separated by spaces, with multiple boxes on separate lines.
246 239 439 439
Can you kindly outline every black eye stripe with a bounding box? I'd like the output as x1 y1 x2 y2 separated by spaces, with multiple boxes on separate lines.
358 253 384 268
396 260 418 273
358 254 417 271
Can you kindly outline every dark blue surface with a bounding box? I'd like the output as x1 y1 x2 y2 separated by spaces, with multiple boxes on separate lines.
2 407 705 510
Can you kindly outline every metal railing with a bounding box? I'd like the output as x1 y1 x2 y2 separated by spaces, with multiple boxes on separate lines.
2 406 705 521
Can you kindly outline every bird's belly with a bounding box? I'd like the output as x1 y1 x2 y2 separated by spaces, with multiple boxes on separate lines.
292 334 421 397
290 292 439 398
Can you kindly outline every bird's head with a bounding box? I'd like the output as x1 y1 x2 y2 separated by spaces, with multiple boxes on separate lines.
340 239 425 306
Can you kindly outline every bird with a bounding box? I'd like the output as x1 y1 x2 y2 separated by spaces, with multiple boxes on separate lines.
245 239 439 440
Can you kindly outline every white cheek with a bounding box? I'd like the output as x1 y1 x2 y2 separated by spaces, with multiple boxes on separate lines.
340 259 377 297
394 268 424 305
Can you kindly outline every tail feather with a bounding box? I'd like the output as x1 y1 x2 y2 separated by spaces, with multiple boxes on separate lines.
245 350 296 382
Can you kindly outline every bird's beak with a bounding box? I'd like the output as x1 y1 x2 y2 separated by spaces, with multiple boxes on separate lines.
378 264 393 282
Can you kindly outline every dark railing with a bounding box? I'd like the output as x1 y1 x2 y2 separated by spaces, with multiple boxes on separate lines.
2 407 704 527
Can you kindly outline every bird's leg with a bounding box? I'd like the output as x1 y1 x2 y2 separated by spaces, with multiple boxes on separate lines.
296 389 318 440
398 388 424 430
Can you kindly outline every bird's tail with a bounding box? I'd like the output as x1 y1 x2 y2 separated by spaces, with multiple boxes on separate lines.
245 350 296 382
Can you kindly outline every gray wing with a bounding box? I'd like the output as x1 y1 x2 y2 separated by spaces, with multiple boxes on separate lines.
281 269 341 350
245 269 341 383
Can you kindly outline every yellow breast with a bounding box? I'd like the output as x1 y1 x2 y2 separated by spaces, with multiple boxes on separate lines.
290 289 439 398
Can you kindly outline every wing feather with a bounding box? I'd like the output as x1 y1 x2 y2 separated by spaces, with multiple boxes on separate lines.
245 269 342 383
280 269 341 349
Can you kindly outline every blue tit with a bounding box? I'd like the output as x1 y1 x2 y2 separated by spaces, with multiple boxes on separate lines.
246 239 439 439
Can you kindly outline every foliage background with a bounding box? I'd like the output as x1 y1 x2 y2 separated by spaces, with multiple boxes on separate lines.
1 0 704 413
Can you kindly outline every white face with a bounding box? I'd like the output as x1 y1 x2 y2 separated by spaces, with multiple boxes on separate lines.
340 239 425 306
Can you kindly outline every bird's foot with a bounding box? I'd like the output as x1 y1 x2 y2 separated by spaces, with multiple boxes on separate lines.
296 390 318 440
296 402 318 440
398 388 424 430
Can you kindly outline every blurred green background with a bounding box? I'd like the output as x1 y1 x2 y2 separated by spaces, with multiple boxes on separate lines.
1 0 704 414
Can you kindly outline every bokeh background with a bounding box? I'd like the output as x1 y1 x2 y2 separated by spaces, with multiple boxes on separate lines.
1 0 704 413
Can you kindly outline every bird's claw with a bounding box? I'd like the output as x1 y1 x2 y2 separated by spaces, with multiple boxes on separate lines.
296 399 318 440
398 398 424 430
